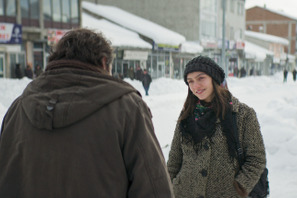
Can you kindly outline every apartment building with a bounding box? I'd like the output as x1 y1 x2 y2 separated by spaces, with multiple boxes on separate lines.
246 6 297 55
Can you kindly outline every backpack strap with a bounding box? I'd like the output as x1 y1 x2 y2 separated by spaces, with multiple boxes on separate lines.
232 112 244 166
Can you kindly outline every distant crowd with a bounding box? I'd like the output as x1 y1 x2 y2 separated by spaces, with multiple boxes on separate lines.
15 63 43 79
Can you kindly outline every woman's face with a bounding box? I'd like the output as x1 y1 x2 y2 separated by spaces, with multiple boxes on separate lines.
187 71 214 102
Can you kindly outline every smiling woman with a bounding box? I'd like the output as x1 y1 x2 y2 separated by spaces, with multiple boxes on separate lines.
186 72 214 102
167 55 267 198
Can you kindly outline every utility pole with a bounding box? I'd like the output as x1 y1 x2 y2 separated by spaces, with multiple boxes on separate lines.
222 0 227 76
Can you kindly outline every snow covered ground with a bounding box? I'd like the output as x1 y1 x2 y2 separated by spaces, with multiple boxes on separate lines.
1 72 297 197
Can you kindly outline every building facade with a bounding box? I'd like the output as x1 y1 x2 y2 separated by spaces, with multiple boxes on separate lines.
0 0 81 78
246 6 297 55
85 0 246 76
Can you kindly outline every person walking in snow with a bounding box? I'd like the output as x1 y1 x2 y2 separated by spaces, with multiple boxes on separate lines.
34 64 43 78
142 69 152 96
128 66 135 80
135 65 143 81
14 63 23 79
24 64 33 79
283 68 288 82
292 68 296 82
167 56 266 198
0 28 174 198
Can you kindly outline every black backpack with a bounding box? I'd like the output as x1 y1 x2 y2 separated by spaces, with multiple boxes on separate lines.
232 113 269 198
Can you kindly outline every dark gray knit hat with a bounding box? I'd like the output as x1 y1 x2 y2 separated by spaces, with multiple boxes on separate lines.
184 56 225 85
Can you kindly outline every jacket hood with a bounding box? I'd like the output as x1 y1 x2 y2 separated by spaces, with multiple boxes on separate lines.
21 62 139 130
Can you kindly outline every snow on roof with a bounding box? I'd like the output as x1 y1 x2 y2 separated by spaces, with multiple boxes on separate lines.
245 41 274 62
180 41 203 54
257 6 297 21
245 30 289 46
82 13 151 49
82 1 186 46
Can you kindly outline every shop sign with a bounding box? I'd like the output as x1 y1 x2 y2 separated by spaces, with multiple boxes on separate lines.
236 41 245 49
217 39 230 49
123 50 149 60
201 41 218 49
0 23 22 44
153 42 180 52
47 29 68 46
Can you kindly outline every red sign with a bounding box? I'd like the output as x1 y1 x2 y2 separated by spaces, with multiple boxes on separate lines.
236 41 245 49
47 29 68 46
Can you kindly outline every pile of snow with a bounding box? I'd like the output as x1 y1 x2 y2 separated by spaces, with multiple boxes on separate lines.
1 72 297 197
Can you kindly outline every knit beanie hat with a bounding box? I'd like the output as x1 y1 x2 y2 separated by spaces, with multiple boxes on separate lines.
184 56 225 85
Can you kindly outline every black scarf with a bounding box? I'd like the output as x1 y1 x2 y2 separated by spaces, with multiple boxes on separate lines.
180 102 217 152
180 102 237 159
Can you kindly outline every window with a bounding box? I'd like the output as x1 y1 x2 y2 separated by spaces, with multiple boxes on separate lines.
62 0 70 23
6 0 16 16
53 0 61 22
71 0 79 24
43 0 52 21
230 27 234 40
43 0 79 25
21 0 29 18
0 0 4 15
30 0 39 19
200 0 217 40
238 1 243 15
230 0 234 13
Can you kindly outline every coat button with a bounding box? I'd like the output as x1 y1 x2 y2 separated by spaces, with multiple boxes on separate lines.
200 169 207 177
203 142 209 150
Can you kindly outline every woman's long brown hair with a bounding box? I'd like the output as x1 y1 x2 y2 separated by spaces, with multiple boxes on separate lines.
178 79 231 122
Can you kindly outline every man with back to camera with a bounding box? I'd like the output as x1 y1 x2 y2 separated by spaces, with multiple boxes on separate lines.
0 28 174 198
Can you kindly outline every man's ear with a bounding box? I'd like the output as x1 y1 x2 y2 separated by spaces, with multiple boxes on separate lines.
101 57 112 75
102 57 107 70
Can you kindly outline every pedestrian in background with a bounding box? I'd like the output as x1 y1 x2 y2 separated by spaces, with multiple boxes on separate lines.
0 28 174 198
142 69 152 96
34 64 43 78
128 66 135 80
292 68 296 82
15 63 22 79
24 64 33 79
135 65 143 81
167 56 266 198
283 68 288 82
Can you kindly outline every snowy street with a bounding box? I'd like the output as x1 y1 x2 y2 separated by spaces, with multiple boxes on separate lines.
1 72 297 197
127 72 297 198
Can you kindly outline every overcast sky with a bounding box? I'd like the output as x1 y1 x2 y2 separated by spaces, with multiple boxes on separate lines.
245 0 297 18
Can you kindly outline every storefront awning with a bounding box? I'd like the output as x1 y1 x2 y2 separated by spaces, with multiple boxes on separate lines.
245 41 273 62
82 2 186 47
180 41 203 54
82 13 151 49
